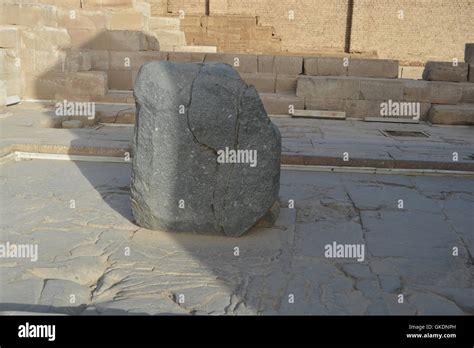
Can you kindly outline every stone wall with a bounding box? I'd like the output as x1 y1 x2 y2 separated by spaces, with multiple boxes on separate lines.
166 0 474 63
350 0 474 64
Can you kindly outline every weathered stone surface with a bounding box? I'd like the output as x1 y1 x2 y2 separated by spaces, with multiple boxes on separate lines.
297 76 360 100
359 78 404 101
275 74 298 94
260 93 304 114
348 59 399 78
132 61 281 237
428 104 474 125
422 61 468 82
239 72 276 93
304 57 349 76
403 80 463 104
274 56 303 75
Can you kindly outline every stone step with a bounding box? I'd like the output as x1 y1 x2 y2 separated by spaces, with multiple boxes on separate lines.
150 30 186 47
297 76 474 105
23 71 108 100
292 109 346 120
259 93 304 115
429 104 474 125
68 29 159 51
173 45 217 53
240 73 298 94
304 57 399 79
422 61 469 83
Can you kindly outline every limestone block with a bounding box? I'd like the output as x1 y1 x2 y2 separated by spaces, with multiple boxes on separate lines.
173 45 216 53
204 53 233 65
344 100 384 118
429 104 474 125
168 52 205 63
305 98 345 111
296 76 360 100
275 74 298 94
34 28 72 50
82 0 133 9
201 16 229 28
69 30 152 51
67 29 101 49
108 70 132 90
422 61 468 82
274 56 303 75
231 54 258 73
239 73 275 93
304 57 348 76
403 80 463 104
0 26 20 49
109 51 167 70
359 78 404 101
106 31 150 51
0 49 20 74
88 49 109 71
66 71 107 96
1 4 58 27
106 10 145 31
32 50 66 73
179 15 202 28
132 61 281 236
258 55 275 73
149 17 180 31
58 8 107 29
259 93 304 115
228 16 257 28
22 72 67 99
348 59 399 79
152 30 186 47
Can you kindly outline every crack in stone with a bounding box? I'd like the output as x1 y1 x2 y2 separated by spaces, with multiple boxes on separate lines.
185 64 224 233
185 65 218 156
220 87 245 234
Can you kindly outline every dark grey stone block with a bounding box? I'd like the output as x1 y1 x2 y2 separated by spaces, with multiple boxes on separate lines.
131 61 281 237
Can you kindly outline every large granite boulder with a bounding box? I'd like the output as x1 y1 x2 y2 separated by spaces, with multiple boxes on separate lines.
131 61 281 237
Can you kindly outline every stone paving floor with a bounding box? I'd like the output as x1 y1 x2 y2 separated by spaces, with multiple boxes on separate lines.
2 102 474 168
1 159 472 315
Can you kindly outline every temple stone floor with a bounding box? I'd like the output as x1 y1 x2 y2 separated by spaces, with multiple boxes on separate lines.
1 159 472 315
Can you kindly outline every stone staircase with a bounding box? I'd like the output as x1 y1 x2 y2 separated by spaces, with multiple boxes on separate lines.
0 1 216 103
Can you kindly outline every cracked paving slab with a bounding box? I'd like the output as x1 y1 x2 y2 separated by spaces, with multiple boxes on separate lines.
0 159 473 315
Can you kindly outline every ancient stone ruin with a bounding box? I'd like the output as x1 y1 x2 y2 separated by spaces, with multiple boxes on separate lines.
131 61 281 237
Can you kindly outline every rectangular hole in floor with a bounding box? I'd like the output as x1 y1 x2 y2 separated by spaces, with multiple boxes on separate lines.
381 130 429 138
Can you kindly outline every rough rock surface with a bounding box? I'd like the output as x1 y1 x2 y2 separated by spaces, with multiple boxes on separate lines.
131 61 281 237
